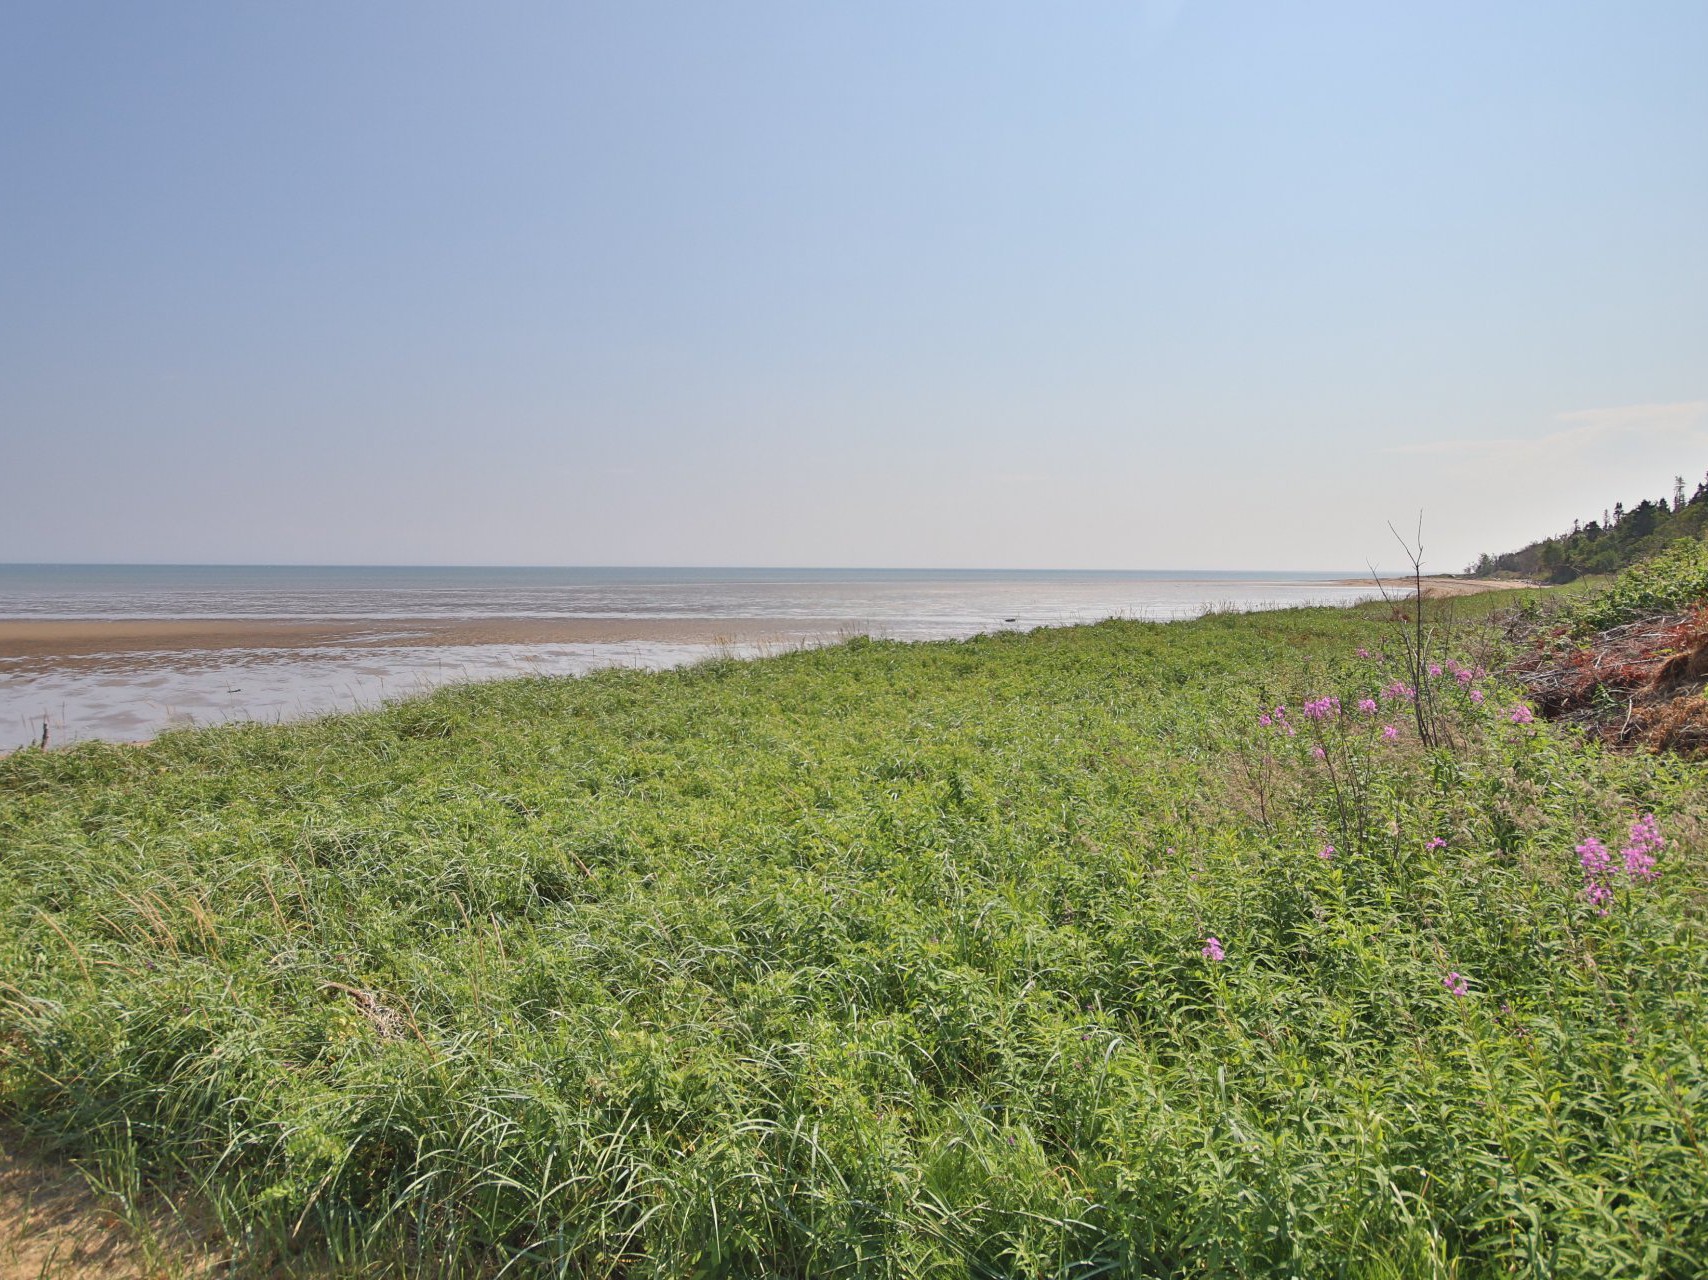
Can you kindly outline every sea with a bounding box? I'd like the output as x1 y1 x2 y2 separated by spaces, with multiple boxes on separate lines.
1 565 1376 747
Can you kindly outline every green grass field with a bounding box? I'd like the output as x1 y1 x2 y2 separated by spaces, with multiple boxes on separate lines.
3 598 1705 1277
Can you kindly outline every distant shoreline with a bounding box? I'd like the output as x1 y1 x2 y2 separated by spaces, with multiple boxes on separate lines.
1332 575 1543 598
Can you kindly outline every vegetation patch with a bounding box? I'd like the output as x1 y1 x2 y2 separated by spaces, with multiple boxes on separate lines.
1507 545 1708 757
2 604 1706 1277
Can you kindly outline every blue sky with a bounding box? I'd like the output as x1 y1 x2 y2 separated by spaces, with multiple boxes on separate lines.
3 3 1704 570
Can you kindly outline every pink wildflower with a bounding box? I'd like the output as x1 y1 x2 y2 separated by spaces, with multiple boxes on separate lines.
1509 705 1534 725
1428 662 1443 677
1455 669 1474 687
1356 647 1371 659
1258 713 1272 727
1303 695 1340 720
1311 745 1326 759
1201 936 1225 962
1318 845 1335 860
1382 680 1416 702
1577 837 1612 876
1442 971 1470 998
1357 697 1378 715
1425 837 1447 849
1578 837 1614 914
1381 724 1399 742
1621 813 1663 881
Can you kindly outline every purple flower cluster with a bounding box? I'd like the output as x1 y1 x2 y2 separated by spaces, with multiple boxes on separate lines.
1381 724 1399 742
1579 815 1665 913
1508 705 1534 725
1357 697 1378 715
1201 936 1225 962
1425 836 1447 850
1303 695 1341 720
1577 837 1614 913
1622 813 1664 880
1382 680 1417 702
1442 971 1470 998
1257 704 1296 736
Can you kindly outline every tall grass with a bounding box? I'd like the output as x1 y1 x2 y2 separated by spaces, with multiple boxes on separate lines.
1 605 1704 1276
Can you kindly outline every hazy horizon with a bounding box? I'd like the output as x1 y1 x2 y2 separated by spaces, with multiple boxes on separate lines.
0 561 1368 574
4 4 1704 573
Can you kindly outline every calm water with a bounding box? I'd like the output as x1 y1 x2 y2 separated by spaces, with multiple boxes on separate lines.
2 565 1375 745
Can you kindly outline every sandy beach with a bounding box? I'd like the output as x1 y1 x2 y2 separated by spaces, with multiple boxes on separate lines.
1334 575 1543 599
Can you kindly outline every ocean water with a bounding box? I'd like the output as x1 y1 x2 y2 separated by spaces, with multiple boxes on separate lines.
1 565 1375 746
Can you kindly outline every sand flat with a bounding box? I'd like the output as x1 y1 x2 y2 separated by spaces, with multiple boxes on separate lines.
0 617 833 661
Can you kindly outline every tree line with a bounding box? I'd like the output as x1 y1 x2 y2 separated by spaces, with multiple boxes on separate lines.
1469 471 1708 582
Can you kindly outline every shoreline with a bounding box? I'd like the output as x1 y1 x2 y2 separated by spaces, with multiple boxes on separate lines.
0 616 843 661
1332 575 1543 598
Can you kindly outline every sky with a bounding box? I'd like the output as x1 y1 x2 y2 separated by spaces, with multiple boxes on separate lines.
2 3 1705 572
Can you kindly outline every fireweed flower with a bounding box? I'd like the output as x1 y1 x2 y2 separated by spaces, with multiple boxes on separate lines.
1428 662 1443 677
1425 837 1447 849
1318 845 1335 860
1381 724 1399 742
1311 745 1326 759
1382 680 1416 702
1357 697 1378 715
1577 837 1612 876
1442 971 1470 998
1469 689 1485 705
1258 713 1272 727
1201 936 1225 962
1578 837 1614 914
1303 695 1340 720
1356 647 1371 659
1455 669 1475 687
1509 705 1534 725
1621 813 1664 880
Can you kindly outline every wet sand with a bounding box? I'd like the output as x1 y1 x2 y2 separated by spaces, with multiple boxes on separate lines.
1 618 841 747
0 617 834 662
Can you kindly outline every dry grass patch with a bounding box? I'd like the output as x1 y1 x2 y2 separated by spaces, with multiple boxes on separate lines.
0 1145 223 1280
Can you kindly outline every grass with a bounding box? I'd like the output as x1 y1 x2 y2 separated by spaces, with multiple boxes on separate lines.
2 601 1705 1277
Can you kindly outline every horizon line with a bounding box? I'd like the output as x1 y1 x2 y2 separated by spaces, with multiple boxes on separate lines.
0 561 1386 577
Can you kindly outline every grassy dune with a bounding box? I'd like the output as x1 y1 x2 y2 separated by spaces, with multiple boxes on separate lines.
2 600 1705 1277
